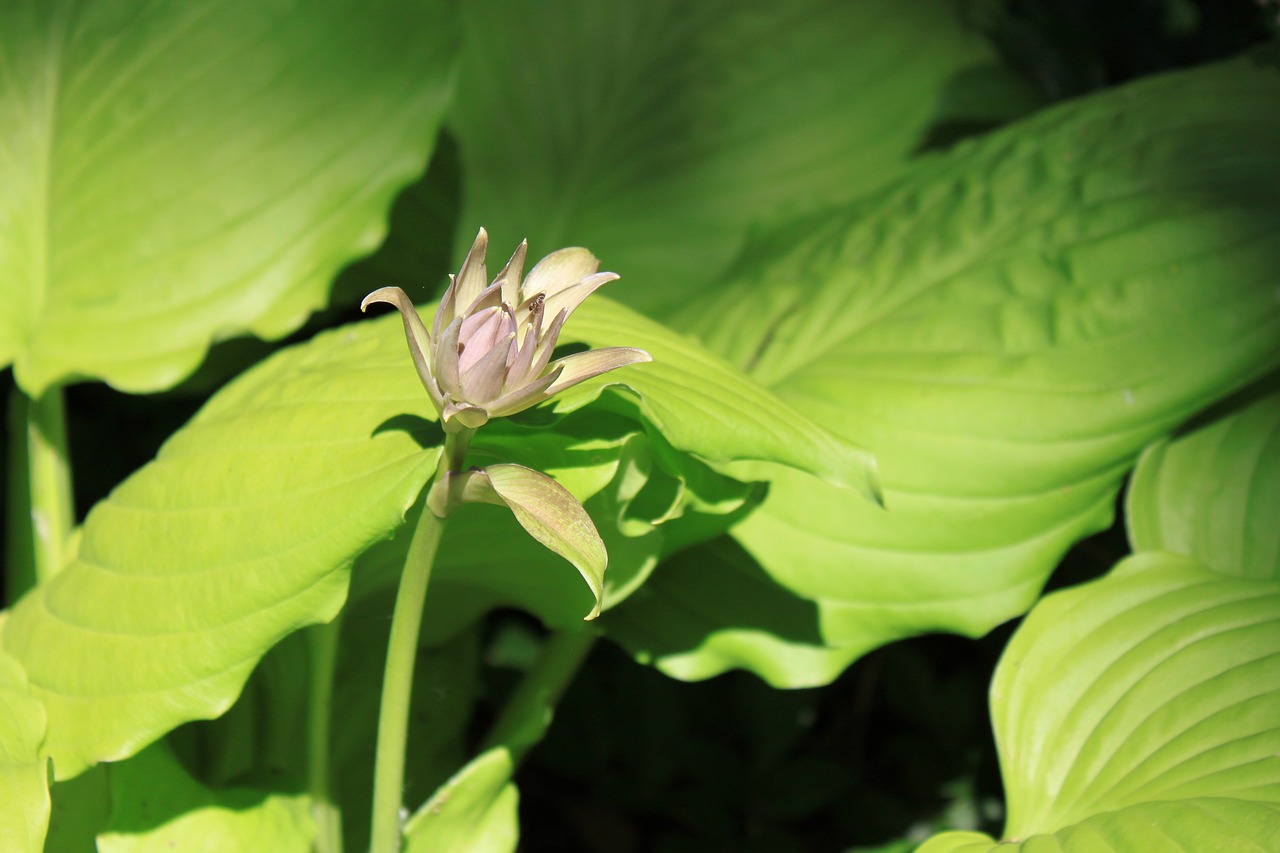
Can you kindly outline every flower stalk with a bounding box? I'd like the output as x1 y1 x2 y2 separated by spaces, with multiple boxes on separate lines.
363 230 649 851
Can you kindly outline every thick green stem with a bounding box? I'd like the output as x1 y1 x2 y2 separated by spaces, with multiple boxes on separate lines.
481 628 598 763
369 501 447 853
307 617 344 853
6 386 74 603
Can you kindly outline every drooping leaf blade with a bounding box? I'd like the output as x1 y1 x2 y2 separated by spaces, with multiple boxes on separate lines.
620 48 1280 685
455 464 608 620
1127 390 1280 578
448 0 1024 317
919 554 1280 851
0 0 458 394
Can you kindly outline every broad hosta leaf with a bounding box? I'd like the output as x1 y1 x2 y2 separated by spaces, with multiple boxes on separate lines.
621 48 1280 685
97 743 312 852
402 747 518 853
0 648 48 853
1127 390 1280 578
919 554 1280 851
1 295 869 778
0 0 457 394
449 0 1023 317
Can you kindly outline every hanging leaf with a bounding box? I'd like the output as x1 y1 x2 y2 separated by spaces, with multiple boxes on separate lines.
0 0 458 393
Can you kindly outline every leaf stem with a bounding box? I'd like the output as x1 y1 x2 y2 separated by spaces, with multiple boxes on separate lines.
307 617 344 853
5 386 74 603
481 627 598 762
369 496 447 853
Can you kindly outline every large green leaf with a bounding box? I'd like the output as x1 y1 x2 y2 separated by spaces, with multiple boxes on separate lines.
0 0 457 394
0 646 48 853
918 553 1280 852
0 295 871 778
1127 390 1280 578
614 48 1280 686
448 0 1025 317
97 742 312 852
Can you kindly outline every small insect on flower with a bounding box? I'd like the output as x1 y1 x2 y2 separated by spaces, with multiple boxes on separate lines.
362 228 651 432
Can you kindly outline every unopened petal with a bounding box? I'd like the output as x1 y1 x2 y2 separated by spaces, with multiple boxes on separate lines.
521 247 599 302
435 316 464 397
454 228 490 313
545 347 652 397
458 306 510 374
460 331 515 404
495 240 528 307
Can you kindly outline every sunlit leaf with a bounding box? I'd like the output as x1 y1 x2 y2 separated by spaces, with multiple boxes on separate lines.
449 0 1021 316
1127 390 1280 578
621 48 1280 685
0 0 457 393
919 554 1280 851
0 648 48 853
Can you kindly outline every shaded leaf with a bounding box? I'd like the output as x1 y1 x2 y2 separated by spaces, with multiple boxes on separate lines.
449 0 1012 316
1127 390 1280 578
0 0 458 393
97 743 312 852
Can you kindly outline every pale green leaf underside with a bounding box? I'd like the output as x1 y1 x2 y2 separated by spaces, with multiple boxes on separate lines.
97 743 312 853
0 295 862 778
403 747 518 853
0 650 48 853
993 555 1280 840
621 50 1280 685
449 0 1011 317
0 0 456 393
1127 391 1280 579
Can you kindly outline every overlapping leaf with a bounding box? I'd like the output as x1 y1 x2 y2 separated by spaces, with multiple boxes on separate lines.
918 553 1280 851
448 0 1025 317
613 48 1280 686
0 295 874 778
1127 390 1280 577
0 0 457 394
